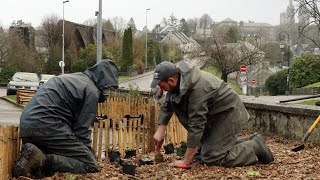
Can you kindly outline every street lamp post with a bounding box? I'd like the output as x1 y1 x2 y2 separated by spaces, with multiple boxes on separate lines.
96 0 102 63
279 31 290 93
145 8 150 70
61 0 69 75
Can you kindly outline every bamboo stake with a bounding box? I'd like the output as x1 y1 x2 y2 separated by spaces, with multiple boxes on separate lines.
0 126 4 180
137 118 141 154
104 120 110 158
123 119 127 150
97 120 103 160
112 119 116 150
133 119 137 151
128 119 133 149
149 105 156 152
92 123 98 154
118 120 123 156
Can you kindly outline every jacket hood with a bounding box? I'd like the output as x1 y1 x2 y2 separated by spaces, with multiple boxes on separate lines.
172 61 201 103
84 59 119 91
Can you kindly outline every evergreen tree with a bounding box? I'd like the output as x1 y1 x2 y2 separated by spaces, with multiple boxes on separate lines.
122 27 133 70
127 17 137 32
103 19 114 31
225 26 240 43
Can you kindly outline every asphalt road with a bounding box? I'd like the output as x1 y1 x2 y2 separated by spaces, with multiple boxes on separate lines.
0 87 21 125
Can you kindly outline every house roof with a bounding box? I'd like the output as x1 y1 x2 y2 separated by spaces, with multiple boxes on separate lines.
222 18 237 22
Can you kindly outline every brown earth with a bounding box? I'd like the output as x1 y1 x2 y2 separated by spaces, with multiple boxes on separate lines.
14 132 320 180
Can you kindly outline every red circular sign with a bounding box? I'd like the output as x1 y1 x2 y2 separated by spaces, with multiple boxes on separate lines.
240 65 246 72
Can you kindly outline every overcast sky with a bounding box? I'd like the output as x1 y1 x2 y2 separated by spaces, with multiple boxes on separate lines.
0 0 293 30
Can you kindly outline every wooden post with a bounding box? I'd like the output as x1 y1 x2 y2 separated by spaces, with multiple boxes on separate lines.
104 120 110 157
118 120 123 156
137 118 141 154
92 123 98 154
112 119 116 150
149 105 156 152
97 120 103 160
123 119 127 150
0 126 4 180
133 119 137 151
128 119 133 149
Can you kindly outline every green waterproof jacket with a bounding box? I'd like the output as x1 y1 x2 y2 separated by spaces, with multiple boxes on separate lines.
158 61 249 153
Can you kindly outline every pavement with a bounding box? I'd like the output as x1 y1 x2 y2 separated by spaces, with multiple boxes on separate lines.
0 87 22 125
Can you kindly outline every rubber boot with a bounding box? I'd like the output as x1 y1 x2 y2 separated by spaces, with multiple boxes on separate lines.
12 143 46 178
252 135 274 164
236 132 264 144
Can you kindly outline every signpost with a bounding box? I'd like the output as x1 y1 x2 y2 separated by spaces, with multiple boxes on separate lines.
240 65 247 95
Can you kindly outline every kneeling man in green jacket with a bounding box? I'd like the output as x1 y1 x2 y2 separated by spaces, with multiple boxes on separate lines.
151 61 274 167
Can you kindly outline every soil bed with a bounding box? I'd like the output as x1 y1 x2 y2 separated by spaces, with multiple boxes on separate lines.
14 132 320 180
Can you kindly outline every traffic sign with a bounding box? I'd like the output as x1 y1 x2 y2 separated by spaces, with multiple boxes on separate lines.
59 61 65 67
240 65 246 72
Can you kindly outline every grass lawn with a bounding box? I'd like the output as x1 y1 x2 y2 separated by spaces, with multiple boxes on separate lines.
7 95 16 101
299 100 319 105
203 66 243 95
118 76 130 83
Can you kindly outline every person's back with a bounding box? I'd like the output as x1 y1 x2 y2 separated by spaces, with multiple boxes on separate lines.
13 59 119 178
20 72 97 138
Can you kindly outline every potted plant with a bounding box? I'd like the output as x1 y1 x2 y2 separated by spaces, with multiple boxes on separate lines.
121 160 137 176
176 141 187 157
108 149 121 163
139 156 153 165
125 149 136 158
164 143 174 154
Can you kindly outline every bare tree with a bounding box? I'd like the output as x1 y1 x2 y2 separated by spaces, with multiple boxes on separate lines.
203 38 263 82
111 16 126 32
0 27 8 65
295 0 320 48
199 13 213 29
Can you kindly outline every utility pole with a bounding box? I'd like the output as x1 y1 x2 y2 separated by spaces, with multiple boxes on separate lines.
96 0 102 63
61 0 69 74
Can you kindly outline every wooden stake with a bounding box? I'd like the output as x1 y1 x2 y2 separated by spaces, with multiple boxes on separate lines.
104 120 110 158
97 120 103 160
92 123 98 154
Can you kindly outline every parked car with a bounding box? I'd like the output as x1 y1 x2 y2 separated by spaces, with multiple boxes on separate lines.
38 74 55 87
7 72 40 95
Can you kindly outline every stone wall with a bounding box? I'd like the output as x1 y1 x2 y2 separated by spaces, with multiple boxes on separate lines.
242 99 320 144
292 87 320 95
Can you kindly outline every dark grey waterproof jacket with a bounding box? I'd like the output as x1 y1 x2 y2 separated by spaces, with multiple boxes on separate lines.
20 60 118 147
158 61 249 153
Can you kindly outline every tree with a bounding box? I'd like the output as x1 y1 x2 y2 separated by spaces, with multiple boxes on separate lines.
111 16 126 33
290 55 320 88
0 27 8 66
202 38 263 82
225 26 240 43
187 18 199 36
168 13 179 26
261 42 283 66
127 18 137 32
199 13 213 29
103 19 114 31
295 0 320 48
179 18 190 36
265 70 288 95
132 36 145 74
122 27 133 69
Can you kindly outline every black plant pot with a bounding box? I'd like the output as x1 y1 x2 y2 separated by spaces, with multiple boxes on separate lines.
125 149 136 158
108 150 120 163
122 164 137 176
176 147 186 157
164 144 175 154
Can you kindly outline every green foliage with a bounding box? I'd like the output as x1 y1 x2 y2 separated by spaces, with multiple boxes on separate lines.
6 95 16 101
71 59 89 72
225 26 240 43
265 70 288 95
147 40 162 66
0 66 19 83
261 43 282 65
304 82 320 87
246 168 260 176
45 45 61 74
299 100 319 106
122 27 133 69
128 84 140 97
290 55 320 88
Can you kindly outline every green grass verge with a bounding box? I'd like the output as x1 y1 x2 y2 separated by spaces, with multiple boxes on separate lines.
304 82 320 88
7 95 16 101
118 76 130 83
203 66 243 95
298 100 319 105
